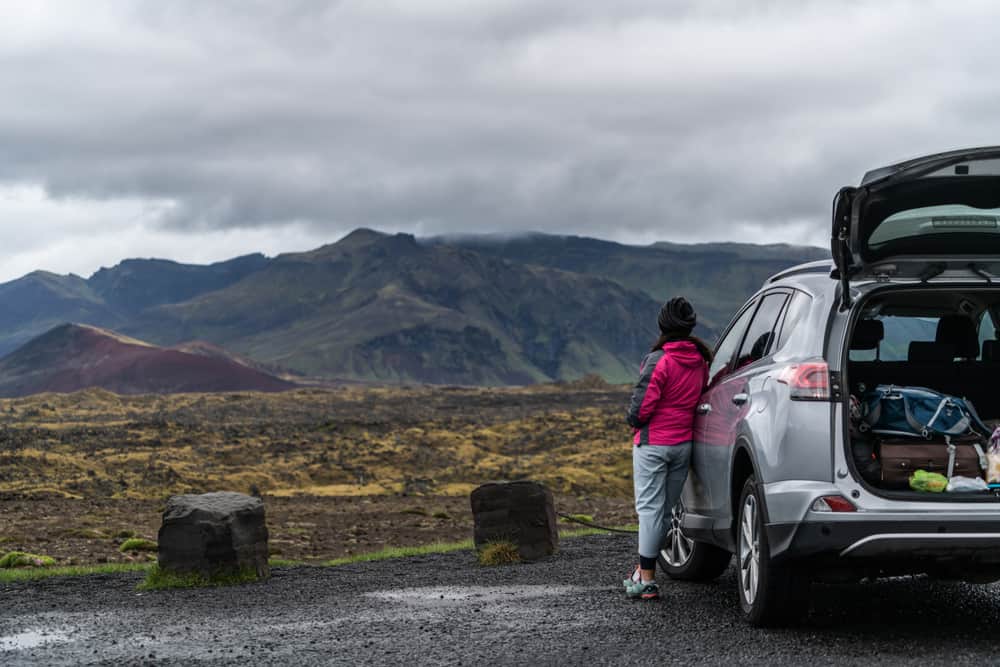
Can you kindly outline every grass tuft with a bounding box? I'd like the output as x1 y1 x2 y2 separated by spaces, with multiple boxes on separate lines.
0 551 56 569
119 538 158 553
0 562 150 583
431 511 451 520
324 539 473 566
559 513 594 524
476 540 521 566
138 564 264 591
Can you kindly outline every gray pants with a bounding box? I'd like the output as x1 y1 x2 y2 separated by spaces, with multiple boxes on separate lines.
633 442 692 559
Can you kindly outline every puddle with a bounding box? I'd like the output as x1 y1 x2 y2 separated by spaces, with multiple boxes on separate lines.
366 585 591 605
0 629 71 651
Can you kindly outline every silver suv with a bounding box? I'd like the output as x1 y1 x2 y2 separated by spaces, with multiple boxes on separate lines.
661 147 1000 626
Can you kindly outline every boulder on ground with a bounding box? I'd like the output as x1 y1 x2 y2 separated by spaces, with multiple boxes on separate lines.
158 491 269 579
470 481 558 561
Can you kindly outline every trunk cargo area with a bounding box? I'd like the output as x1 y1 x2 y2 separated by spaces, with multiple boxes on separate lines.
845 285 1000 500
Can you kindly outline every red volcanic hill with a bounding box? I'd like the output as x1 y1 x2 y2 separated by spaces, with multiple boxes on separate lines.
0 323 296 397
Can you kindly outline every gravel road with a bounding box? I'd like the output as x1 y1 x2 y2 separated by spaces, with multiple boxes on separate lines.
4 533 1000 665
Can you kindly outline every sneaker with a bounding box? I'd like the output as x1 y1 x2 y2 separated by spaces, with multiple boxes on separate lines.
622 564 641 589
624 579 660 600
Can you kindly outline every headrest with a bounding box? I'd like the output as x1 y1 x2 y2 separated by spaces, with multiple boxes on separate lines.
851 320 885 350
984 340 1000 362
935 315 979 359
909 341 957 362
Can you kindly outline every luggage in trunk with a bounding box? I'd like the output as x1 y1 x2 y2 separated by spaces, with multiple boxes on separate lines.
880 439 985 489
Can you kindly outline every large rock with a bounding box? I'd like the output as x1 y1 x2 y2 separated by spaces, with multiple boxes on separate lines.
158 492 270 579
470 481 558 561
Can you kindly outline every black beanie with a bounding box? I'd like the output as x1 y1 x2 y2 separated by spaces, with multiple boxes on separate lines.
658 297 697 335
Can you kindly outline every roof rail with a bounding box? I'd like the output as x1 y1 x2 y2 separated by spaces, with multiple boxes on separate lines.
767 259 834 284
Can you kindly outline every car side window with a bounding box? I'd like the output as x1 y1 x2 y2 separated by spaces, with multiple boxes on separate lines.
734 293 788 370
774 291 812 353
708 300 757 386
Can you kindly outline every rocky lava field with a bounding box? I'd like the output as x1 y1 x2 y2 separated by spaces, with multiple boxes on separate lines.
0 380 634 565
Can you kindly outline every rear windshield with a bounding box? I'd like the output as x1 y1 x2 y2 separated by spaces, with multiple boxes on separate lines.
869 204 1000 250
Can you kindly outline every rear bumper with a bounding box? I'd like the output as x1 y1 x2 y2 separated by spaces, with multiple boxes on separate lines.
763 479 1000 563
768 520 1000 563
842 533 1000 558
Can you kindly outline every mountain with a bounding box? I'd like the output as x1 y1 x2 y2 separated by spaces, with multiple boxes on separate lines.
432 234 829 334
89 254 269 313
124 230 660 384
0 324 295 397
170 340 297 379
0 229 829 387
0 271 121 358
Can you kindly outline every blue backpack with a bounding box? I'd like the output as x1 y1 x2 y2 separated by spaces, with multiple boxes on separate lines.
860 385 990 440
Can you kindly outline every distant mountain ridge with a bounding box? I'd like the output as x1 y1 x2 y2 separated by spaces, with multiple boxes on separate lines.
0 230 829 387
432 233 829 333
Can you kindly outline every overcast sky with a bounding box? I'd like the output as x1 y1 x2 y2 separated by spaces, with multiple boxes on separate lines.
1 0 998 282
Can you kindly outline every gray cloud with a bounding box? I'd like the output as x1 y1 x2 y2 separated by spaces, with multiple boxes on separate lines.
1 0 1000 280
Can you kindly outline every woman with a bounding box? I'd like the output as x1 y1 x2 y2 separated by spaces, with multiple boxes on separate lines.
623 297 711 600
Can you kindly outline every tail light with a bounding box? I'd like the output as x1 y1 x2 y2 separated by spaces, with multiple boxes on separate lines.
810 495 857 512
776 361 830 401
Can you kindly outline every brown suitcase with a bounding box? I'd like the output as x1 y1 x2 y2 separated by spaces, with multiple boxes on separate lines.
879 439 984 488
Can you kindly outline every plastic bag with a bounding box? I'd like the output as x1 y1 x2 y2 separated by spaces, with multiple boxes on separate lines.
946 476 989 493
988 427 1000 484
909 469 948 493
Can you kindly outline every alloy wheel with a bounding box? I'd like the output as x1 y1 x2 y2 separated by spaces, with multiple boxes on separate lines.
738 494 760 605
661 503 695 567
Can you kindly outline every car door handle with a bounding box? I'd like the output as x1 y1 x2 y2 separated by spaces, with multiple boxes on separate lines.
696 403 712 415
732 393 749 405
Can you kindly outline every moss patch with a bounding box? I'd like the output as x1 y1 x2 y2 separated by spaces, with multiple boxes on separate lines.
477 540 521 566
119 538 158 553
138 565 264 591
0 551 56 568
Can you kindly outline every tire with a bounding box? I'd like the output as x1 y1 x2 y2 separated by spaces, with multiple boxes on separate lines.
659 501 732 581
736 476 810 627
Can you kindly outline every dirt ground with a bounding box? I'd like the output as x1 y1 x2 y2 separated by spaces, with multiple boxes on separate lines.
0 494 635 565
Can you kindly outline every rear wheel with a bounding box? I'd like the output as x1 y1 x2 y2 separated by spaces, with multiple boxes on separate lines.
659 502 731 581
737 476 810 627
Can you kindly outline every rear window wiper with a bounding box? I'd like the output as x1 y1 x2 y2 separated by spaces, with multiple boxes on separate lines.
919 263 946 282
968 263 997 283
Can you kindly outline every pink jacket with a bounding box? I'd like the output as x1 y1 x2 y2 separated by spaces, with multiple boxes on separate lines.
626 340 709 446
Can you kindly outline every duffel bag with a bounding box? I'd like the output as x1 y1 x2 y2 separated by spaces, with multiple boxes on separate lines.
880 439 984 489
861 385 990 440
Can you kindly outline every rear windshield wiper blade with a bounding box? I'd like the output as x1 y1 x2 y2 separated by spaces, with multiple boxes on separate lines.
919 263 947 282
968 263 996 283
